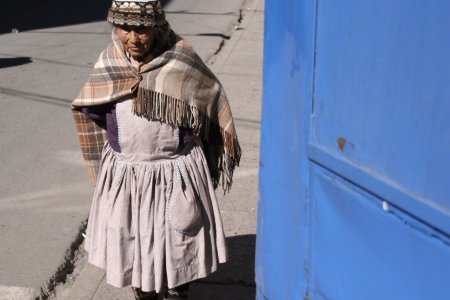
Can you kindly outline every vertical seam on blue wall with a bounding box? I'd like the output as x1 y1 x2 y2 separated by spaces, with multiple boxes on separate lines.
305 0 320 297
311 0 320 116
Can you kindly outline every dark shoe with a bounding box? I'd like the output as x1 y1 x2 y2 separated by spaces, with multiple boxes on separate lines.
164 283 190 299
132 287 159 300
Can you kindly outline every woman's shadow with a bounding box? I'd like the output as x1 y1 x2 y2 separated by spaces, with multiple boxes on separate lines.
189 234 256 300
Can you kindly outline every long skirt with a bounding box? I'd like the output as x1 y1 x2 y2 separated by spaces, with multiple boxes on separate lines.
84 99 228 292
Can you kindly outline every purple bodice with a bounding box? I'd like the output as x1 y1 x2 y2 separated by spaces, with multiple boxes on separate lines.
81 104 121 152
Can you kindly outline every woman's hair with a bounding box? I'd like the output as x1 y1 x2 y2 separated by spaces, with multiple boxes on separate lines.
153 23 171 45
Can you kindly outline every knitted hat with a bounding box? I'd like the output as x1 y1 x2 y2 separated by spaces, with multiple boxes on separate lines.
107 0 167 27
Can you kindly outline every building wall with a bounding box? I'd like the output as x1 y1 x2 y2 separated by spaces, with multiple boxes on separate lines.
257 1 450 299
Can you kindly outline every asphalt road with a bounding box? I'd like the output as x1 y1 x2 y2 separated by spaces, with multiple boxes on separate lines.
0 0 246 296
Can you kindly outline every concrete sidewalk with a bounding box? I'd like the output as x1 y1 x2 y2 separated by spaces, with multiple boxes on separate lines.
53 0 264 299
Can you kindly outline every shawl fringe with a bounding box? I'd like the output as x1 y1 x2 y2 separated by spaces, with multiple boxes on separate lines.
218 128 242 193
134 88 203 133
134 87 241 192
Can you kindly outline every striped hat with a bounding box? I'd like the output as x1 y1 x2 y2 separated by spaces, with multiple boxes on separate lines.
107 0 167 27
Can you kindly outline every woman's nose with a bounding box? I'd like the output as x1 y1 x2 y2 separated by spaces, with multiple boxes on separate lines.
129 31 139 43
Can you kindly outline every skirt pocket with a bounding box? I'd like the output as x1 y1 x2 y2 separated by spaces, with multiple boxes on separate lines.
167 159 203 235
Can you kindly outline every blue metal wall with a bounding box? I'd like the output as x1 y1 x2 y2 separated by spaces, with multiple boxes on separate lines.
257 1 450 299
257 0 316 298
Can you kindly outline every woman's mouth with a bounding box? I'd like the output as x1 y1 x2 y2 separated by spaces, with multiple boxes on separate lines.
129 47 141 52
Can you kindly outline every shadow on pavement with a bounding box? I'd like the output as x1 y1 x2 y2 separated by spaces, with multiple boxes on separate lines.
205 234 256 286
0 57 32 69
189 234 256 299
0 0 173 35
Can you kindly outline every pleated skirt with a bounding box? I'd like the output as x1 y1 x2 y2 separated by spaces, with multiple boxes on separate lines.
84 142 228 292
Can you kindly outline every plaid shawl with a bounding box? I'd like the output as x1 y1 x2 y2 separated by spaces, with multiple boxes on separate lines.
72 30 241 192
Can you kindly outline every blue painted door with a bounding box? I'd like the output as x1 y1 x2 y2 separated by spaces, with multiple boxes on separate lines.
257 1 450 299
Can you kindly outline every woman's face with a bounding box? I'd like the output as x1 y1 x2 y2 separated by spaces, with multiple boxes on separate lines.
116 26 156 61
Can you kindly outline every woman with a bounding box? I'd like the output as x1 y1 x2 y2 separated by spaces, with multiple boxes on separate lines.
71 1 241 299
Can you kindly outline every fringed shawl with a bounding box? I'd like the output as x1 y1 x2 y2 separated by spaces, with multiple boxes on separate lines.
72 30 241 192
